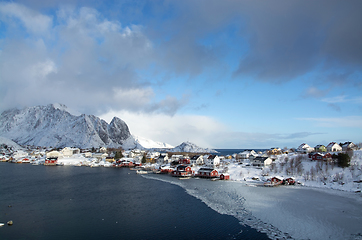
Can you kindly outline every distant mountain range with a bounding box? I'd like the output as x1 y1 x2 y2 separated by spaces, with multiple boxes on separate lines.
169 141 218 153
0 104 216 153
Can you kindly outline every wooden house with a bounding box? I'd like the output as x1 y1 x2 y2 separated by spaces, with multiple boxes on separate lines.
61 147 80 157
238 150 257 159
311 153 332 161
341 142 358 151
159 165 174 174
314 145 327 152
326 142 342 152
157 154 169 164
206 155 220 166
178 157 190 165
251 156 272 167
196 168 219 178
46 150 61 159
171 165 193 177
176 165 192 173
220 173 230 180
283 177 295 185
270 148 282 155
190 155 204 166
105 157 115 162
44 157 58 166
297 143 314 153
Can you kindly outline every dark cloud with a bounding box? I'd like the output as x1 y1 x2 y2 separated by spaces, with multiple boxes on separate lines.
1 0 361 115
232 1 362 82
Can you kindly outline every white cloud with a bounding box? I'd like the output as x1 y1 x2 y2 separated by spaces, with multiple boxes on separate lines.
298 116 362 128
99 110 228 148
99 111 318 149
322 95 362 104
0 2 52 35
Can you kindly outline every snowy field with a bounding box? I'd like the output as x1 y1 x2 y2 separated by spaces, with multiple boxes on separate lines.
144 174 362 240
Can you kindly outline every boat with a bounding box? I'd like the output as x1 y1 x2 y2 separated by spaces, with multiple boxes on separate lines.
136 170 148 174
179 177 191 180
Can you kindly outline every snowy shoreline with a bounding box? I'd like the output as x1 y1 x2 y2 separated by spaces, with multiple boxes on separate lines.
143 174 362 240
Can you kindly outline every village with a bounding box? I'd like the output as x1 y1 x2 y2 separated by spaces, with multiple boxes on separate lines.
1 140 361 190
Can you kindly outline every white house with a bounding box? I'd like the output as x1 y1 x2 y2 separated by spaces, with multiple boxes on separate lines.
190 155 204 166
251 156 272 167
157 153 169 164
326 142 342 152
13 150 29 159
238 150 257 159
46 150 62 159
99 147 107 153
170 154 184 162
61 147 80 157
297 143 314 153
341 142 358 151
206 155 220 167
93 152 108 160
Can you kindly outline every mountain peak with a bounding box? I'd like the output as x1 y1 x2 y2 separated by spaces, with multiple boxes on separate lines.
0 104 132 149
170 141 218 153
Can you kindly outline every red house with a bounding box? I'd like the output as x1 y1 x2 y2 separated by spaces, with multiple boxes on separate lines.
284 177 295 185
196 168 219 178
159 166 174 174
176 165 192 173
120 161 134 167
44 157 58 166
220 174 230 180
312 153 332 161
178 158 191 165
171 170 191 177
270 176 283 184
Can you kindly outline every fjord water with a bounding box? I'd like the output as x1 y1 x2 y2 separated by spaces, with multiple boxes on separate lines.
0 163 268 240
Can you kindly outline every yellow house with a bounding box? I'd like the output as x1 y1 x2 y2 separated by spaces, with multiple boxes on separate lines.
270 148 282 155
146 157 156 164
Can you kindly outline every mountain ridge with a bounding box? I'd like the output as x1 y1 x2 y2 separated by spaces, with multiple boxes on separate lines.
0 104 133 149
0 104 215 152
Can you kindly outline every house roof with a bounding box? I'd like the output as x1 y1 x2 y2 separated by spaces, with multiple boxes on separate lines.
177 165 189 170
198 168 216 172
254 156 269 162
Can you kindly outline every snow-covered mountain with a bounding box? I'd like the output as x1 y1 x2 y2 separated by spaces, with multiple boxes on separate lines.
0 104 133 149
0 104 174 150
170 141 218 153
133 135 174 149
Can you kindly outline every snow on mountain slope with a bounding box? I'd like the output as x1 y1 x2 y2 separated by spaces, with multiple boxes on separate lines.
0 104 174 150
0 136 24 150
0 104 133 149
133 135 174 149
170 141 218 153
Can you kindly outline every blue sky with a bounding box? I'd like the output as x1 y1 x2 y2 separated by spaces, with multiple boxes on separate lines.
0 0 361 149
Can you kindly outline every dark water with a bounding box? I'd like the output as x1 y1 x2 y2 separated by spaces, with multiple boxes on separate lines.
215 149 268 156
0 163 269 240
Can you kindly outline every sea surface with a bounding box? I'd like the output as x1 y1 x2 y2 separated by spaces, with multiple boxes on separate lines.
0 163 269 240
215 149 268 156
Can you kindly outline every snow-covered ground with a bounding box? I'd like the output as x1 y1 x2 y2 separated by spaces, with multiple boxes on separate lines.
2 148 362 239
142 150 362 240
144 173 362 240
224 150 362 193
